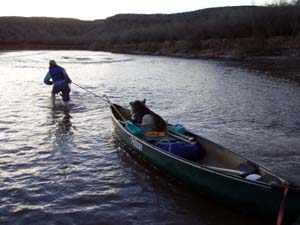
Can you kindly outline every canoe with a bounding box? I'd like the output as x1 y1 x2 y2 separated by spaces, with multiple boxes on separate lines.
110 103 300 224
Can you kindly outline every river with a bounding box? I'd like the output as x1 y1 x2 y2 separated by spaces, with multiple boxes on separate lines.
0 51 299 225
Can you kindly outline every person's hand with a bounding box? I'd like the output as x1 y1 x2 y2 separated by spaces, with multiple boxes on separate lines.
45 81 53 85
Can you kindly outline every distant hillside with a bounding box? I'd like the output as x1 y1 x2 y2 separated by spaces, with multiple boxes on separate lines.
1 6 300 59
0 17 102 49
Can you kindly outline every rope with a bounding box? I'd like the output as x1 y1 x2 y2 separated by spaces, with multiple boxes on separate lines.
72 82 110 103
277 184 289 225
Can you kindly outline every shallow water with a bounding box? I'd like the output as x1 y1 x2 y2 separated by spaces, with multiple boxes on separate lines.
0 51 299 225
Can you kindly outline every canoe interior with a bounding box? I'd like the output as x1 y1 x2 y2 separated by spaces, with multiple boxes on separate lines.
111 104 286 186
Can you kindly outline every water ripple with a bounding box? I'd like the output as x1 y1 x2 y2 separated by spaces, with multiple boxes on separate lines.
0 51 298 225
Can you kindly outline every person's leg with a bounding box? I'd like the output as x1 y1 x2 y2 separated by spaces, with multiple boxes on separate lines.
62 84 71 107
51 92 56 108
64 101 70 108
52 85 61 108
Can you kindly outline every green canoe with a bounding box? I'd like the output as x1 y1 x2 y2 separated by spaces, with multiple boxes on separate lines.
110 103 300 225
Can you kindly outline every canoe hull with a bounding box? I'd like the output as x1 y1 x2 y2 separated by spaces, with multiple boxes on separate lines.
111 105 300 224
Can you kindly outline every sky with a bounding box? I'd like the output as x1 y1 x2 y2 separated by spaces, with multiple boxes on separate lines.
1 0 268 20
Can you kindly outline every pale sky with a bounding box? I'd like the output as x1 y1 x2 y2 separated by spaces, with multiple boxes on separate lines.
1 0 267 20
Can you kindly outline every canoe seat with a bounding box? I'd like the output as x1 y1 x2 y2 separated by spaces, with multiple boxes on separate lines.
234 163 258 177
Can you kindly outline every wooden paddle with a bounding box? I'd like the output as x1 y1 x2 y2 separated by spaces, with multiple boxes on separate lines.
168 129 195 141
168 132 197 144
205 165 246 176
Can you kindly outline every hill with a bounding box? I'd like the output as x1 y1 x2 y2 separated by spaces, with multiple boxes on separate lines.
0 6 300 59
0 17 102 49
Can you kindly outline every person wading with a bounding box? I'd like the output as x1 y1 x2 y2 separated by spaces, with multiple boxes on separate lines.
44 60 72 108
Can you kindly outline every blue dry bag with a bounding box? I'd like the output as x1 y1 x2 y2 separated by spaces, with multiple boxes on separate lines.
125 121 144 137
167 124 186 134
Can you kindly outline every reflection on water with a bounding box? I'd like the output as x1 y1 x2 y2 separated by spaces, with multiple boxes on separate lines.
51 109 74 144
52 109 73 134
0 51 299 225
46 99 76 151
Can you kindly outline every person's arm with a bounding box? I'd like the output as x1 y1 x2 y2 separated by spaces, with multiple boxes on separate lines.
61 68 72 84
44 72 53 85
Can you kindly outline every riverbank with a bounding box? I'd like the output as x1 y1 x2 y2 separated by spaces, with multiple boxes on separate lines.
102 36 300 84
106 36 300 59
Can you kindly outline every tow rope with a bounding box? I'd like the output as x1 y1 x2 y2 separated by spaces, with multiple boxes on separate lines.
277 184 289 225
72 82 110 103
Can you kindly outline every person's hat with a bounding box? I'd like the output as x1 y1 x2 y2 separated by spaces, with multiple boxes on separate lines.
49 60 57 66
